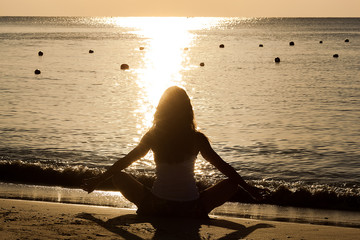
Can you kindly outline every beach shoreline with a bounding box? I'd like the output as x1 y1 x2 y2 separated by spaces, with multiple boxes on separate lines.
1 198 359 240
1 182 360 229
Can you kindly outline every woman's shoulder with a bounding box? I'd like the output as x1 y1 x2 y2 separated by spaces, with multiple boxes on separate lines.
194 131 210 146
140 129 155 146
194 131 206 139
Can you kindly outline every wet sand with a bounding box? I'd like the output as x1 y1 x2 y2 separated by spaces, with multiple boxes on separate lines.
1 198 359 240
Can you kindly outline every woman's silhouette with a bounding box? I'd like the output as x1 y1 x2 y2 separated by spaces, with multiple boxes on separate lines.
82 86 265 218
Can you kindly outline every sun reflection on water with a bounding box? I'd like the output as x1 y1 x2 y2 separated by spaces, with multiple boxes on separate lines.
116 18 220 165
119 18 223 133
135 22 192 132
106 18 223 164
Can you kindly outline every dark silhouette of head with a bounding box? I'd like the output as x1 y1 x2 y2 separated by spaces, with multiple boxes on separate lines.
153 86 196 133
151 86 197 161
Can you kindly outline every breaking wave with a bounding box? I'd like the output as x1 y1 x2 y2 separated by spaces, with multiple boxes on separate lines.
0 160 359 212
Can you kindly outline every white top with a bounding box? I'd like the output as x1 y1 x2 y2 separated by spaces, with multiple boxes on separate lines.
151 155 199 201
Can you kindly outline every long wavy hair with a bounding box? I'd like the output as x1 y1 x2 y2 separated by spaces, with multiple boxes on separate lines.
150 86 197 162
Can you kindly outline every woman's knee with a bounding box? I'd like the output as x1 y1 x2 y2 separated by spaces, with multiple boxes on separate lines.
224 178 239 190
202 178 238 199
200 178 239 213
111 171 146 206
216 178 239 192
112 171 131 188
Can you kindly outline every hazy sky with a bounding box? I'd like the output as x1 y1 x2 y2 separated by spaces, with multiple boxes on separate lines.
1 0 359 17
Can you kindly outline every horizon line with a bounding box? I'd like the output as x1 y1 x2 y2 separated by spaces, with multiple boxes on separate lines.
1 15 360 18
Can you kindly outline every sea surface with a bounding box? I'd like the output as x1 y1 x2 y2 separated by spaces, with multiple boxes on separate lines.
0 17 360 220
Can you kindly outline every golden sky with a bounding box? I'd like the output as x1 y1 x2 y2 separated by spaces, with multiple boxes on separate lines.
1 0 359 17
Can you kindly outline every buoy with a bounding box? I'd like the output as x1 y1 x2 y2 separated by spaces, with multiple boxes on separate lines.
274 57 280 63
319 41 323 44
34 69 41 74
259 44 263 47
184 47 189 51
219 44 225 48
139 47 145 50
333 54 339 58
89 50 94 53
200 62 205 67
289 41 295 46
345 39 349 43
38 51 43 56
120 64 129 70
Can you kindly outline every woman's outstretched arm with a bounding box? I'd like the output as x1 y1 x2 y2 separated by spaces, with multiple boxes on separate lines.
82 136 150 193
198 133 265 201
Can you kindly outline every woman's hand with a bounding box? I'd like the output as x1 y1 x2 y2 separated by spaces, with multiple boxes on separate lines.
81 177 100 194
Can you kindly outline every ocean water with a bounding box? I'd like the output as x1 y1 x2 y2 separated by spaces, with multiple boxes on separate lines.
0 17 360 214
